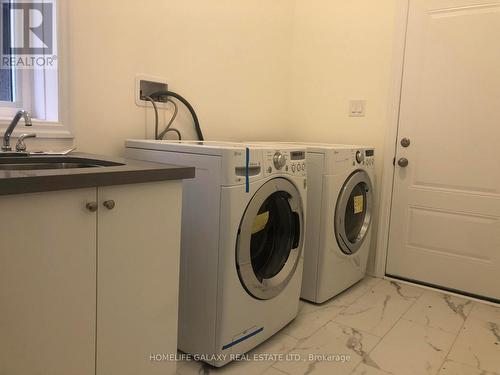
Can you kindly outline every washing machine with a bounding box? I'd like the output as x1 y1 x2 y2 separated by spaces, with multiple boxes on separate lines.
125 140 307 367
249 142 375 304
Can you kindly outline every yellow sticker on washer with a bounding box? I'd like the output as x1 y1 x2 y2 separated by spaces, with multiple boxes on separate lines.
354 195 364 214
252 211 270 234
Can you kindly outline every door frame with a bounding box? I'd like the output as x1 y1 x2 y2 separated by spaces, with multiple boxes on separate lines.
373 0 411 277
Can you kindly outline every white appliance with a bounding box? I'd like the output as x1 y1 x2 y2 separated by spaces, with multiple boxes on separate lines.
125 140 307 367
249 142 375 304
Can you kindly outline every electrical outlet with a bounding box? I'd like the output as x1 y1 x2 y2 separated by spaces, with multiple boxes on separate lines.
135 75 169 107
349 100 366 117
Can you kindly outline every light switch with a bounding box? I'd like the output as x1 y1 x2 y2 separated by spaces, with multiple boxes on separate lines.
349 100 366 117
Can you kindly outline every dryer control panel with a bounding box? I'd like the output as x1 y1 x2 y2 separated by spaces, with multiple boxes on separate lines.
353 149 375 167
263 149 307 178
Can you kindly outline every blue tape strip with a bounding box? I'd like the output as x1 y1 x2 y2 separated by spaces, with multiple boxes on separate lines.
245 147 250 193
222 327 264 351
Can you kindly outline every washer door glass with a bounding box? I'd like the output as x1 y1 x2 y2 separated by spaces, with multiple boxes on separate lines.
335 170 373 255
237 178 304 300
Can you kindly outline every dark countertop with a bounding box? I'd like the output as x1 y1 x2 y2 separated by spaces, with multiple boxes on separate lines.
0 153 195 196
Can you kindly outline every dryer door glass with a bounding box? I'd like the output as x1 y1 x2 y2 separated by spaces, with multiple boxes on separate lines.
335 170 373 255
237 178 304 300
345 184 368 243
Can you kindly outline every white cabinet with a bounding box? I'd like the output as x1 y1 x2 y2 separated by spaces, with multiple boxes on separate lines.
0 188 97 375
96 182 182 375
0 181 183 375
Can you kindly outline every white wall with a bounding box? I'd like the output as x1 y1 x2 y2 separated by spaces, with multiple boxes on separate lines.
288 0 399 272
32 0 401 272
36 0 295 155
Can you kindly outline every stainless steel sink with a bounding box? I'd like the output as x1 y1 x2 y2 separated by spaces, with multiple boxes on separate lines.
0 156 124 171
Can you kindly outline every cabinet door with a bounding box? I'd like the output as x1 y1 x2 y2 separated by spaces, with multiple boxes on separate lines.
97 181 183 375
0 188 97 375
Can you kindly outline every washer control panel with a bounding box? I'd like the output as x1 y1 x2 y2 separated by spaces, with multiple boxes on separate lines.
264 149 306 177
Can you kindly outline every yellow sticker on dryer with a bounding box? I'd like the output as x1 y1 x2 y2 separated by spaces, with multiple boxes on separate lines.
354 195 364 214
252 211 270 234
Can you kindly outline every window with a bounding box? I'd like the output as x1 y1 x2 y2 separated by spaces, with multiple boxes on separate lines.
0 65 12 102
0 1 13 103
0 0 70 137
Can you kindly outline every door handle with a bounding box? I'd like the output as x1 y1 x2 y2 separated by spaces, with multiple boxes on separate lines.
398 158 409 168
401 138 411 148
86 202 98 212
103 200 116 210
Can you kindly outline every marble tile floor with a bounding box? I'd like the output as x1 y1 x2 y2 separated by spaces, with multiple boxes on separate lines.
177 277 500 375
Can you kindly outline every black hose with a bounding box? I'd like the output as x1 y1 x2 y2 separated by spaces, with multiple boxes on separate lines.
151 90 204 141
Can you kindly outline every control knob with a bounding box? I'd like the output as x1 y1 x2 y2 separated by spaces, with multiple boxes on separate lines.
273 152 287 170
356 151 365 164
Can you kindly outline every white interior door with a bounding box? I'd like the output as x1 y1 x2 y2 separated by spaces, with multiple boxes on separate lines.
387 0 500 300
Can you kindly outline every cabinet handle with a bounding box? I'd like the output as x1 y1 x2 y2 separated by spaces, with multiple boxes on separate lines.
103 200 116 210
86 202 98 212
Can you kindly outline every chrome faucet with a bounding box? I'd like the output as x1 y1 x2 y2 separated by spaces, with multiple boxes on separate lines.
2 110 32 152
